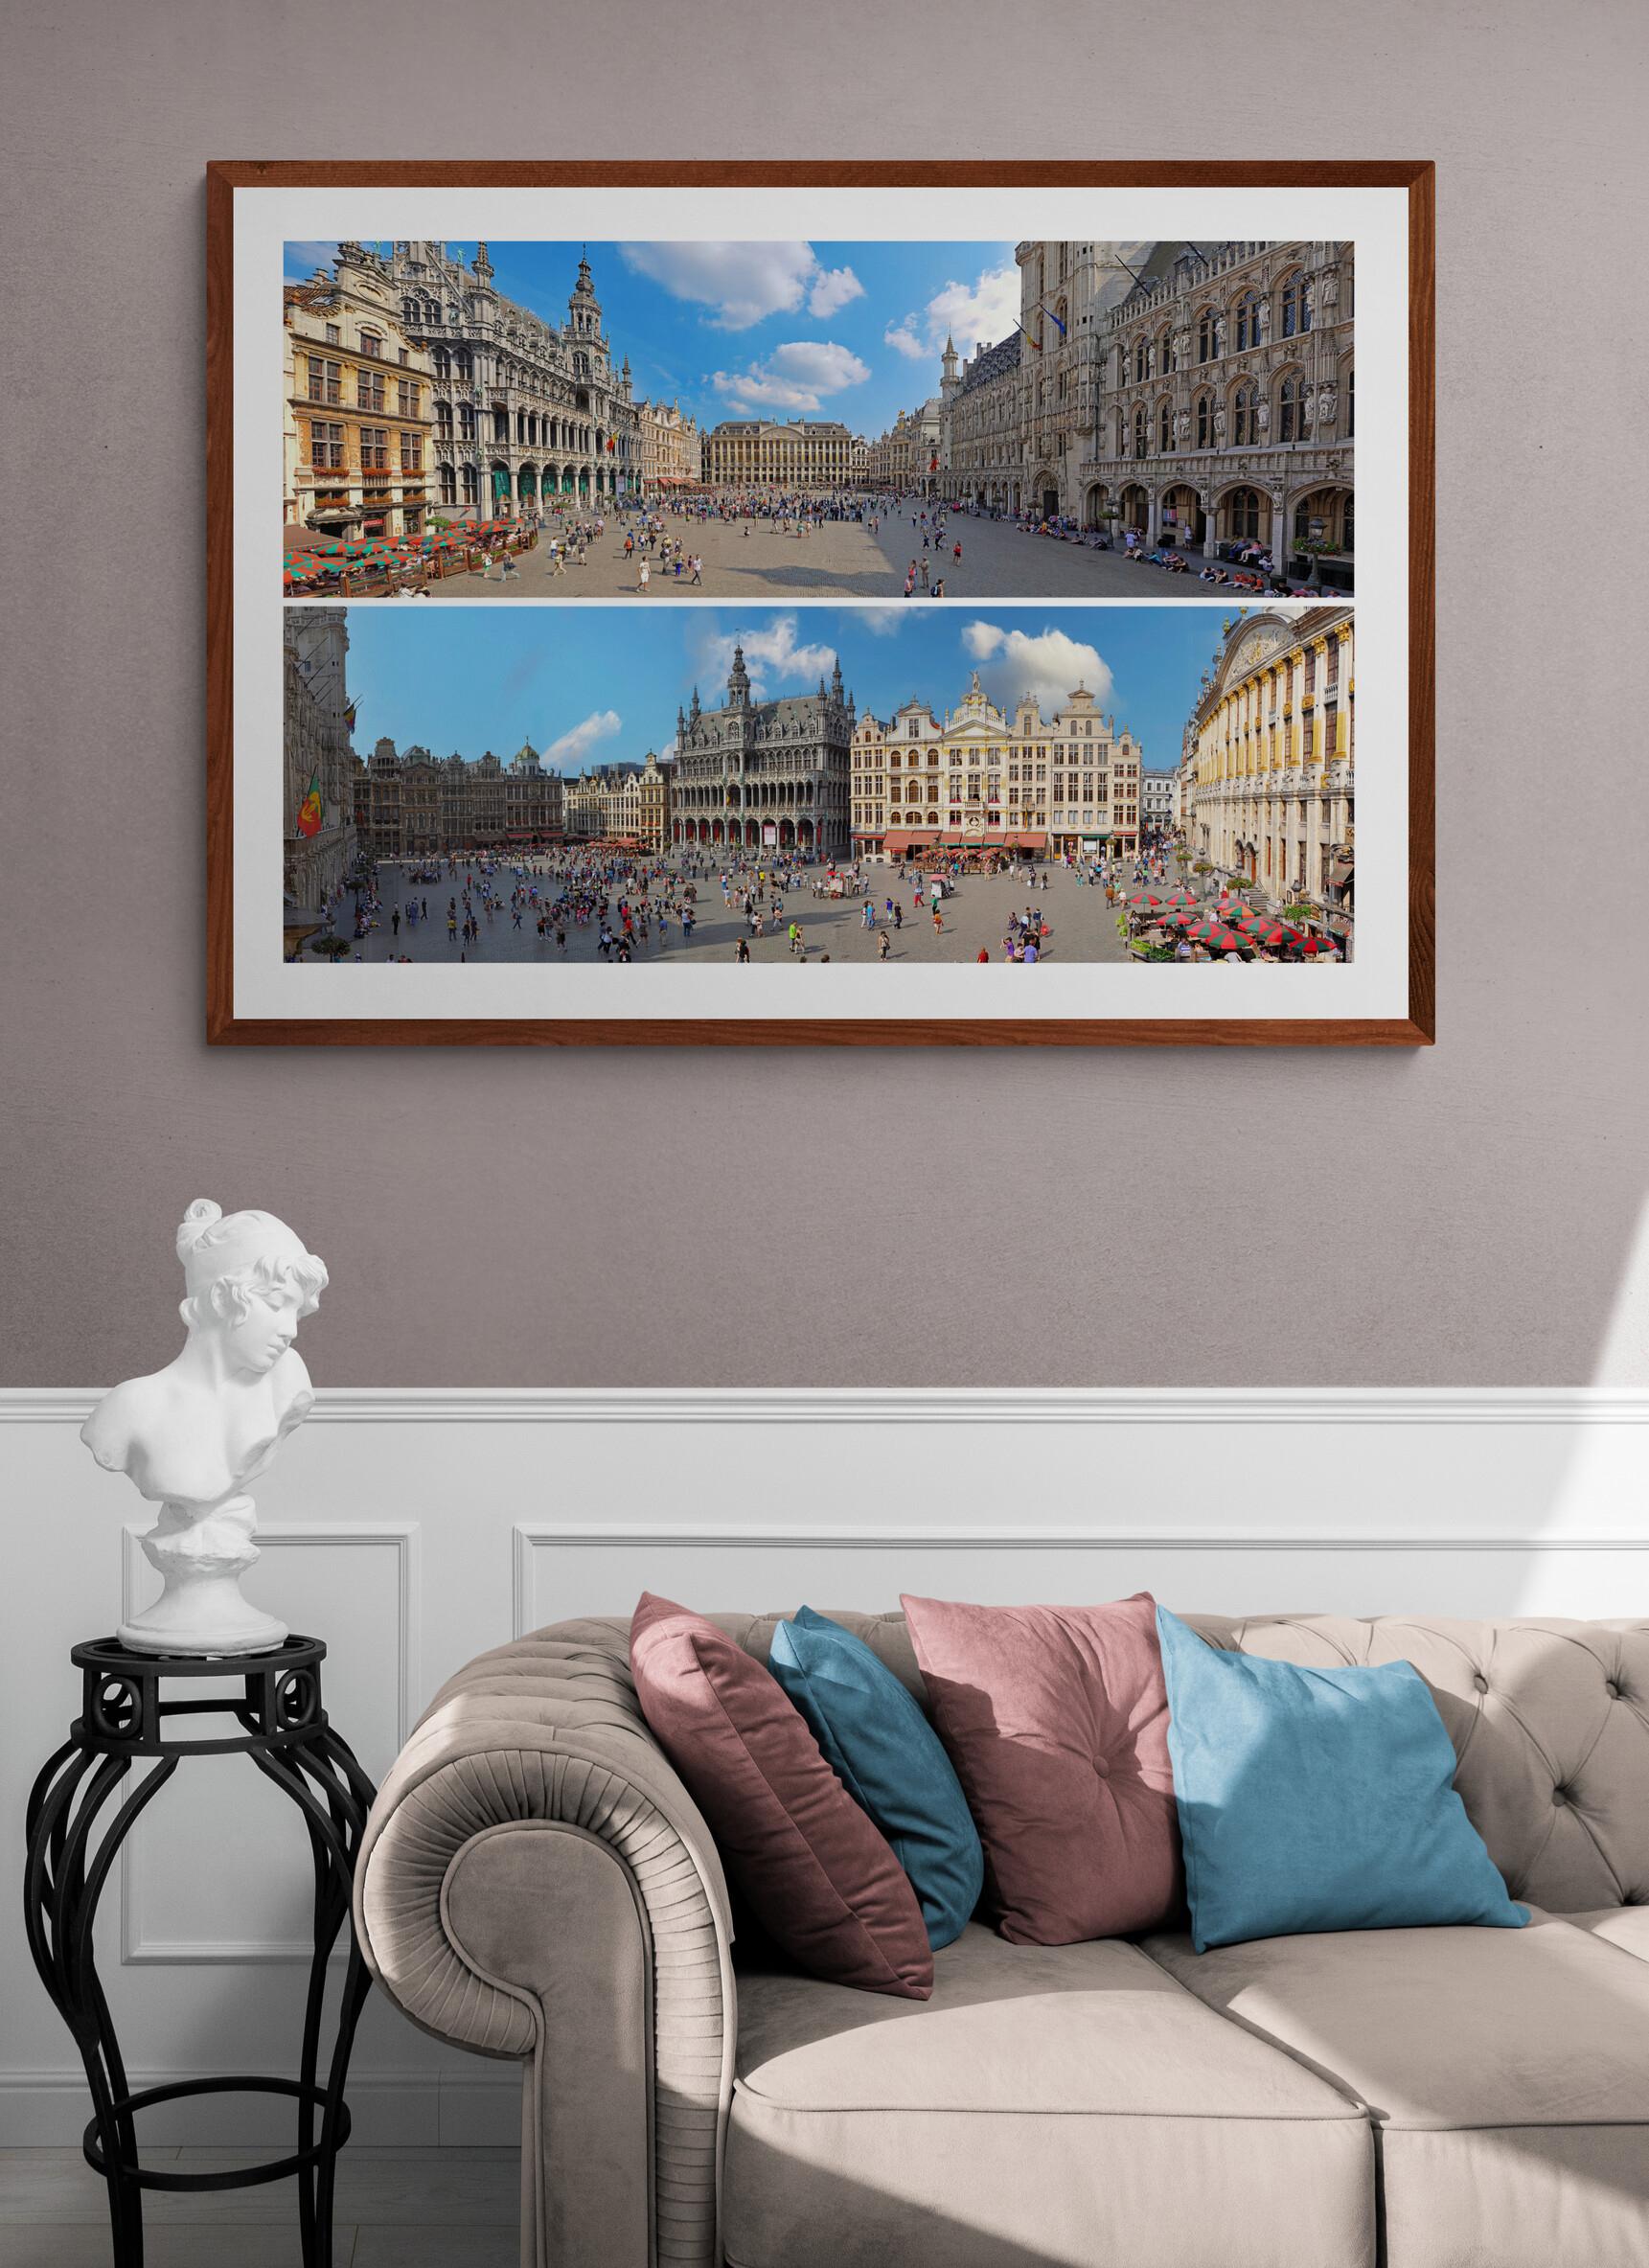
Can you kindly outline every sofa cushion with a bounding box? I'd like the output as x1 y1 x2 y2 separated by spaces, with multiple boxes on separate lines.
1157 1607 1525 1949
629 1593 932 1999
900 1591 1181 1943
723 1923 1372 2268
1186 1614 1649 1913
1560 1905 1649 1963
1143 1913 1649 2268
768 1606 984 1950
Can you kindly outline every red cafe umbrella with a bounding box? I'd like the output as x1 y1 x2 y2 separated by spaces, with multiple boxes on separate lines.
1295 933 1340 957
1159 905 1204 931
1187 919 1250 953
1245 917 1307 951
1127 890 1168 912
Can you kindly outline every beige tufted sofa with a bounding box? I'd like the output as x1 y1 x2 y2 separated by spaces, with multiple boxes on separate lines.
355 1611 1649 2268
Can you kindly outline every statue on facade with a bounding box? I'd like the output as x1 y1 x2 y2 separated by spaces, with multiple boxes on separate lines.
1320 269 1340 310
81 1200 329 1656
1213 405 1227 443
1257 301 1271 344
1256 400 1271 433
1175 408 1192 446
1317 383 1338 426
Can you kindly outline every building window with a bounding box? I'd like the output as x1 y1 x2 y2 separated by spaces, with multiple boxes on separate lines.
1196 393 1212 450
1232 384 1256 446
360 427 389 471
400 433 423 472
398 380 420 418
1134 407 1147 460
1198 309 1217 362
1279 373 1305 443
1281 273 1314 338
436 401 453 437
1235 292 1261 352
309 420 344 470
1345 369 1355 438
324 323 340 345
358 366 385 412
1226 487 1262 539
306 356 341 405
359 329 383 359
458 403 475 440
454 350 472 382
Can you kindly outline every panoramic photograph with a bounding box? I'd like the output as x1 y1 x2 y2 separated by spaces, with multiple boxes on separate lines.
281 235 1356 604
284 601 1355 967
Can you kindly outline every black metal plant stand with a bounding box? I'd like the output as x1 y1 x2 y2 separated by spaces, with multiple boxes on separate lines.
24 1636 377 2268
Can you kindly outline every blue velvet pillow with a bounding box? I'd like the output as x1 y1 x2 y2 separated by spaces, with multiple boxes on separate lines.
768 1606 984 1949
1156 1608 1528 1953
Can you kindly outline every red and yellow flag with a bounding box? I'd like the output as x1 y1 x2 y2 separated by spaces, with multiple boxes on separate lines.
296 773 324 837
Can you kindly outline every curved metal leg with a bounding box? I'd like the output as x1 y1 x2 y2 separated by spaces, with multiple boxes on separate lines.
24 1746 178 2267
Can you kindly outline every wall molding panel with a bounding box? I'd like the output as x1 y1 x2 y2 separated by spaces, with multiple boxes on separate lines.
4 1384 1645 2145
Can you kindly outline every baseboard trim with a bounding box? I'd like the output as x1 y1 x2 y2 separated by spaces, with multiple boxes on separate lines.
0 2067 521 2148
9 1386 1649 1425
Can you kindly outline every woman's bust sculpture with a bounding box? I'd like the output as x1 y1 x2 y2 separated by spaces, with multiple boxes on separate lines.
82 1199 329 1655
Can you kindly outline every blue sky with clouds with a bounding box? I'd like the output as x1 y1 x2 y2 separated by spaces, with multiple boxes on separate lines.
332 605 1249 773
283 239 1028 437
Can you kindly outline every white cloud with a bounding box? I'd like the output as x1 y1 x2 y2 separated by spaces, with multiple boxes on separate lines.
619 241 859 332
808 264 864 317
961 623 1114 719
547 708 623 768
697 616 836 698
885 261 1021 364
858 607 907 637
711 339 871 415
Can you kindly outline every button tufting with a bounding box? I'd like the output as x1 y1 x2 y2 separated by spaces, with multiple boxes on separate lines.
1472 1674 1489 1694
1092 1756 1111 1779
1552 1787 1569 1806
1606 1681 1620 1699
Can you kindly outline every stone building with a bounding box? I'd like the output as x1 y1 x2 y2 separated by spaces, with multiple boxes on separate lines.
1082 241 1354 582
699 419 867 490
1182 607 1354 913
352 738 565 859
851 672 1141 862
670 647 854 858
284 260 437 540
635 400 700 493
562 754 674 849
1140 771 1177 843
945 331 1023 508
378 241 640 518
282 607 356 905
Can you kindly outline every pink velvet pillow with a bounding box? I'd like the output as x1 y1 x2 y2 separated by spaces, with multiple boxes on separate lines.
901 1591 1181 1945
630 1593 932 1999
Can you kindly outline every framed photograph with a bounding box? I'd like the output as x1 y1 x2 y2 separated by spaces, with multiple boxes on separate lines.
208 161 1432 1046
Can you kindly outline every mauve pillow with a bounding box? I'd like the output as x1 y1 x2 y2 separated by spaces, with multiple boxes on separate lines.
630 1593 932 1998
901 1591 1181 1944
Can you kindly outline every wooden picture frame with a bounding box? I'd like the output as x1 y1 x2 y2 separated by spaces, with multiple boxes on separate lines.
209 160 1432 1046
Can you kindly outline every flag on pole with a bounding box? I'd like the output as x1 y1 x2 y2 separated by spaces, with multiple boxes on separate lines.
1040 301 1067 337
296 774 324 837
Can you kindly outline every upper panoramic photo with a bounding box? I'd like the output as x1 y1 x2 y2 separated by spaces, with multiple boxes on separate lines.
281 238 1354 605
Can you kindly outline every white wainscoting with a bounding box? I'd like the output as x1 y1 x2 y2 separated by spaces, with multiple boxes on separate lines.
3 1386 1646 2146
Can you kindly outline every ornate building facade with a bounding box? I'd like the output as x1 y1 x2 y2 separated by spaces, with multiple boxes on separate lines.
561 750 672 848
944 332 1023 506
284 262 437 540
851 674 1141 861
377 242 640 517
1082 241 1354 581
352 739 565 859
282 607 356 905
1183 607 1354 912
635 400 700 493
700 420 867 489
670 648 854 857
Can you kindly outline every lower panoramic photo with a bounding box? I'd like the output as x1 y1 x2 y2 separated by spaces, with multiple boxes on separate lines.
282 602 1355 985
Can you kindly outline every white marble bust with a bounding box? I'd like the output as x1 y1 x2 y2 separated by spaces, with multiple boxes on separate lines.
82 1199 329 1654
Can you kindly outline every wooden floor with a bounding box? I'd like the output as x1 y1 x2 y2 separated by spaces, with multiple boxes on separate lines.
0 2144 520 2266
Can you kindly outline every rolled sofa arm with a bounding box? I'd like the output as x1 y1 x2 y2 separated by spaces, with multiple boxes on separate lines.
354 1621 737 2268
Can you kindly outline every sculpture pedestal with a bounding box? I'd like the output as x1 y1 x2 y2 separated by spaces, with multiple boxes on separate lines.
118 1495 288 1658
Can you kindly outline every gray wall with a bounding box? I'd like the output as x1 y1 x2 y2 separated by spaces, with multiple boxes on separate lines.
4 0 1646 1388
